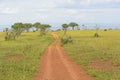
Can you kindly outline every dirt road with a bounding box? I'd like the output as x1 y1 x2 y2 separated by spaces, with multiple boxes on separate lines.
32 32 94 80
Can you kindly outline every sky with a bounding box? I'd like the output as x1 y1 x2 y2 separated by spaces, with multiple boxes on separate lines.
0 0 120 28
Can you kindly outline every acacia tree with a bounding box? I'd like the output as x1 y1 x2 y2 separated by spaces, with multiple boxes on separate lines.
23 23 32 32
69 22 78 30
62 24 69 36
11 23 25 39
33 22 51 36
5 23 24 40
33 22 41 31
39 24 51 36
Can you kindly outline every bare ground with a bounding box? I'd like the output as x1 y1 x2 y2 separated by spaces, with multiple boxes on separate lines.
32 32 94 80
90 58 120 71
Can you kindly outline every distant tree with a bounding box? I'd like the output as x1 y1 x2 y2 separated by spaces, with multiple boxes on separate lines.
82 24 87 30
61 24 73 45
33 22 51 36
11 23 22 39
104 29 107 31
4 28 10 40
39 24 51 35
94 24 100 37
12 23 23 29
62 24 69 36
69 22 78 30
4 22 24 40
23 23 32 32
33 22 41 31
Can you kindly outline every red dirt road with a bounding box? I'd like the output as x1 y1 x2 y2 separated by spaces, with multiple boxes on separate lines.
32 32 94 80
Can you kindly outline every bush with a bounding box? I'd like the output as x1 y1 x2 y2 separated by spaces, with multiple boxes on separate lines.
33 30 36 32
94 33 99 37
104 29 107 31
61 36 73 44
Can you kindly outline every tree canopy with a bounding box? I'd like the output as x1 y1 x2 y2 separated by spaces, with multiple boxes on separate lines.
62 24 69 35
33 22 41 31
23 23 32 32
69 22 78 30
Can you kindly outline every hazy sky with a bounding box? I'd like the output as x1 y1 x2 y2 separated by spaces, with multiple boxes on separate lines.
0 0 120 26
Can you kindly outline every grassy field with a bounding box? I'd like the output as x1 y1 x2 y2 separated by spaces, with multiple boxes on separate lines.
58 30 120 80
0 32 53 80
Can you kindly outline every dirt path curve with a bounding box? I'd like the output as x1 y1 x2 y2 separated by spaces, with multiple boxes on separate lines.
32 32 94 80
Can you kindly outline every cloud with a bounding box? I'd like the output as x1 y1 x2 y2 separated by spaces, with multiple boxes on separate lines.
0 0 120 25
79 0 120 5
60 0 120 8
0 7 18 14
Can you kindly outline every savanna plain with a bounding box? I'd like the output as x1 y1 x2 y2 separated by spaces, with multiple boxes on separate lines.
0 30 120 80
58 30 120 80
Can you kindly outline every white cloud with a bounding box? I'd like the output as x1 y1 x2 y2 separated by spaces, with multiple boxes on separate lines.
0 0 120 25
79 0 120 6
80 0 91 6
67 0 76 4
66 9 78 14
0 7 18 14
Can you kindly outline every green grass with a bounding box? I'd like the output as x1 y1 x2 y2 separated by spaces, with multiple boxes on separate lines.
0 32 53 80
58 30 120 80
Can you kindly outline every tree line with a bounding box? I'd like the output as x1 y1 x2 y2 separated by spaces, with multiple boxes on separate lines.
5 22 51 40
4 21 80 41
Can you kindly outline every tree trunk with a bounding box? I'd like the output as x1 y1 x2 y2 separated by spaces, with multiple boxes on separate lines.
64 29 67 36
72 26 74 30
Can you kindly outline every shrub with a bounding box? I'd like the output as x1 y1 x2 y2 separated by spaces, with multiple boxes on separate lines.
94 33 99 37
61 36 73 44
104 29 107 31
33 30 36 32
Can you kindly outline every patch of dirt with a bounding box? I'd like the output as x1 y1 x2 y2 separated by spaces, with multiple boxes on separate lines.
90 58 114 71
5 55 21 61
32 32 94 80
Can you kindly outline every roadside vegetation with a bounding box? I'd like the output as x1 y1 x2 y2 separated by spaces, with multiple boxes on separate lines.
0 31 53 80
61 22 79 45
58 30 120 80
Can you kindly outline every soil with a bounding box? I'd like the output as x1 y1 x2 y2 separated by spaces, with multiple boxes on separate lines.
5 55 21 61
90 58 120 71
32 32 94 80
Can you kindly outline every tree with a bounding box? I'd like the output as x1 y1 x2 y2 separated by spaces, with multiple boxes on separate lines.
4 28 10 40
94 24 100 37
33 22 51 36
23 23 32 32
62 24 68 36
4 23 24 40
82 24 87 30
61 24 73 45
12 23 23 30
39 24 51 35
33 22 41 31
11 23 24 38
69 22 78 30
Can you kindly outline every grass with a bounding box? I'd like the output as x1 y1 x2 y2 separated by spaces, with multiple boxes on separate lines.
0 31 53 80
58 30 120 80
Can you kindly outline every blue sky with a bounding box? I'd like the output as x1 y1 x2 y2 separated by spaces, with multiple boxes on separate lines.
0 0 120 27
